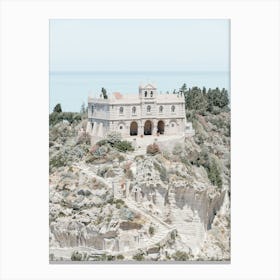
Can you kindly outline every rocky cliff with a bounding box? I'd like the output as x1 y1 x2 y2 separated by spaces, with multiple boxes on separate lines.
49 111 230 261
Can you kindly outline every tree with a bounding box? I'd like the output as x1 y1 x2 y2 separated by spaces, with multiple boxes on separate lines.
180 83 187 93
185 87 207 114
101 87 108 99
202 86 207 95
80 102 86 114
207 87 229 111
53 103 62 113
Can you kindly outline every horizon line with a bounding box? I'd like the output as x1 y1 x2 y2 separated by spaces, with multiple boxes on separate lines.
50 69 230 74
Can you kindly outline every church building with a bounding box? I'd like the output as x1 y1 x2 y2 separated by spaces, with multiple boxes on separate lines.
86 83 194 141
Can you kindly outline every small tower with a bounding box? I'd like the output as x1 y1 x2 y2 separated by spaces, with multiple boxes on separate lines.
139 83 157 100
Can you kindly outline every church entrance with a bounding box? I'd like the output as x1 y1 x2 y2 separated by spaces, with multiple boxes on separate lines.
144 120 152 135
130 121 138 136
157 120 165 134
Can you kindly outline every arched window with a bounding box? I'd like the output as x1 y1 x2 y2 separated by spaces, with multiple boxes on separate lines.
150 91 153 97
159 105 163 113
171 105 175 112
132 106 136 114
91 105 94 114
144 91 147 97
147 105 151 112
119 107 124 114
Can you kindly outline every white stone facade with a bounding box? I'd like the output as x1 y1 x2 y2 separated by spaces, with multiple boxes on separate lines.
86 84 194 142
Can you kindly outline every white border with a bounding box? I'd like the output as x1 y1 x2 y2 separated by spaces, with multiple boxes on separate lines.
0 0 279 280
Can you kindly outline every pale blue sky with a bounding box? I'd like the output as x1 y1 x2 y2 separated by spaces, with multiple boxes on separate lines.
50 19 229 72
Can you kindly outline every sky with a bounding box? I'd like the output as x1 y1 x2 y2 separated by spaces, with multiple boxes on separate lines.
49 19 230 72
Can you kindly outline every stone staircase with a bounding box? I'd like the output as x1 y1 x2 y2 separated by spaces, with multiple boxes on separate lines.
73 162 111 189
121 198 175 254
72 161 175 255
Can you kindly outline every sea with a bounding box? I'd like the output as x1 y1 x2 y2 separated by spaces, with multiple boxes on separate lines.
49 71 230 112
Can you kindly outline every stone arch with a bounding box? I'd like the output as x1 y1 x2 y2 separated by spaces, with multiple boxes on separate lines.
130 121 138 136
144 120 153 135
157 120 165 134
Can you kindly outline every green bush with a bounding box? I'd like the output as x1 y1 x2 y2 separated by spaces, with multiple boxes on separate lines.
71 251 83 261
106 255 115 261
96 139 107 146
149 226 155 236
49 154 66 169
116 254 124 260
172 251 189 261
49 112 83 126
132 251 145 261
207 159 223 188
172 143 184 156
106 132 122 146
114 140 134 152
114 199 125 205
170 229 177 240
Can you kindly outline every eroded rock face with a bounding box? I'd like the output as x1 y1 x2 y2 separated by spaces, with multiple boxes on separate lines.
173 185 225 230
127 149 228 254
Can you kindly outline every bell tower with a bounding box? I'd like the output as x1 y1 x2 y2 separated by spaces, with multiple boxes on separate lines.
139 83 157 100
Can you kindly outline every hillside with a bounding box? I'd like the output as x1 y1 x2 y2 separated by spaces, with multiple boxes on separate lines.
49 105 230 262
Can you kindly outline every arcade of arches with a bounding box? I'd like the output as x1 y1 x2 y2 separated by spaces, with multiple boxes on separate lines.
130 120 165 136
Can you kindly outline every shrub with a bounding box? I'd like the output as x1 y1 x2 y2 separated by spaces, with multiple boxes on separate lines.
107 197 114 204
114 199 125 205
71 251 83 261
114 140 134 152
146 143 160 155
117 154 125 162
49 112 83 126
172 251 189 261
132 250 145 261
149 226 155 236
96 139 107 146
94 145 108 158
172 143 183 156
116 254 124 260
106 132 122 146
207 159 223 188
106 255 115 261
49 154 66 169
170 229 177 240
